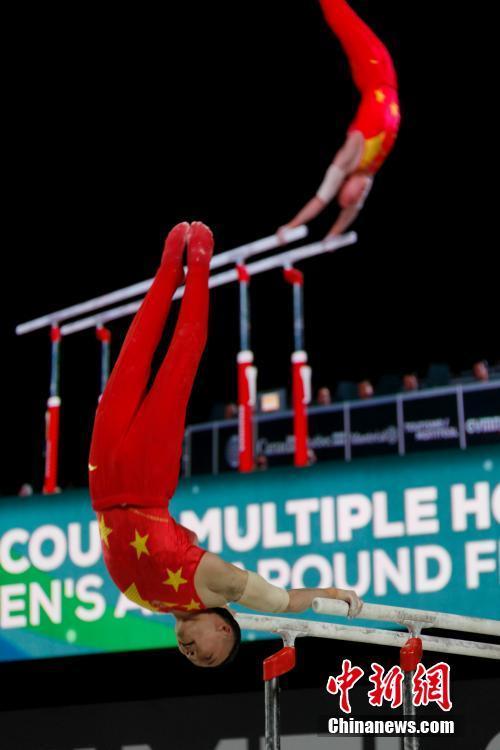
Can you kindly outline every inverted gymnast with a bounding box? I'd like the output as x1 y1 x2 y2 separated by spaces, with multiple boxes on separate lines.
280 0 401 237
89 222 362 668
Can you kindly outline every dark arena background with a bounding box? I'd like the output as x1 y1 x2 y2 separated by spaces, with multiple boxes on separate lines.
2 1 499 749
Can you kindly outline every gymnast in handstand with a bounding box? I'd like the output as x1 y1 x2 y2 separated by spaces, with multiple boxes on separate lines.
89 221 361 668
280 0 401 237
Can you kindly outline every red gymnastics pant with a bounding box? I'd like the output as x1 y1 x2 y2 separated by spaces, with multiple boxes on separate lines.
89 222 213 511
318 0 398 91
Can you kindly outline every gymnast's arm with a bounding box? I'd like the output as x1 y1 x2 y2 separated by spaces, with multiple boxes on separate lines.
278 132 364 234
325 203 362 236
326 173 373 236
198 553 362 617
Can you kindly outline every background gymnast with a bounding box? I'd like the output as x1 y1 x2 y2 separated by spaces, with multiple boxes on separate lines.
89 221 362 669
280 0 401 237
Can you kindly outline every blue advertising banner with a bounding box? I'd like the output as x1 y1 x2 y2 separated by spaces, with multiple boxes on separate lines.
0 445 499 662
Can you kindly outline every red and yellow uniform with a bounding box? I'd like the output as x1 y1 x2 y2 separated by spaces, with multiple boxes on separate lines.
319 0 401 174
97 507 206 613
89 223 212 613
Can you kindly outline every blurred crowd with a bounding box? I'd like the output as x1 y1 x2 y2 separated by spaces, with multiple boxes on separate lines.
17 359 499 493
312 359 499 406
220 359 499 419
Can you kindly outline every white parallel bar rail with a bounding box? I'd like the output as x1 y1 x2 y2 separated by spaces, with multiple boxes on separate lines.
58 232 357 336
235 614 500 661
312 598 500 637
15 226 308 335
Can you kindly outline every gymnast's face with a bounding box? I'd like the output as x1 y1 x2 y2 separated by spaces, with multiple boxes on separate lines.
175 611 235 668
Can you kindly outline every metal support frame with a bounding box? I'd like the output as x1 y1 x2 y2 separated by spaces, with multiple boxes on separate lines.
236 600 500 750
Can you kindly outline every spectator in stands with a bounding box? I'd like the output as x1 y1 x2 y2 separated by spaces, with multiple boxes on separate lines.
402 373 419 392
472 360 489 382
18 483 34 497
317 387 332 406
358 380 374 399
256 453 269 471
307 448 318 466
224 402 238 419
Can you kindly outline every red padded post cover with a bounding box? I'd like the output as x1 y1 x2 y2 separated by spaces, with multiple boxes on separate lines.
400 637 423 673
263 647 296 682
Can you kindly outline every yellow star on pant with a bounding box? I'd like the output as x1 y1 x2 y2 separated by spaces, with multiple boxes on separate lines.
183 599 201 611
124 583 157 612
374 89 386 103
98 514 113 548
390 102 400 117
130 530 150 560
163 567 188 592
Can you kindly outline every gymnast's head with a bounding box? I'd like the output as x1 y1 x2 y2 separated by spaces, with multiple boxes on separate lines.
175 608 241 668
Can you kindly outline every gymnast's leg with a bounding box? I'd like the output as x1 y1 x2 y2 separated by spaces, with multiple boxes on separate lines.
117 221 214 503
318 0 397 90
89 221 189 505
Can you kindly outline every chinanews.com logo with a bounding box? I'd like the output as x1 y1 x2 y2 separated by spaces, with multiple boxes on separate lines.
323 660 455 738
